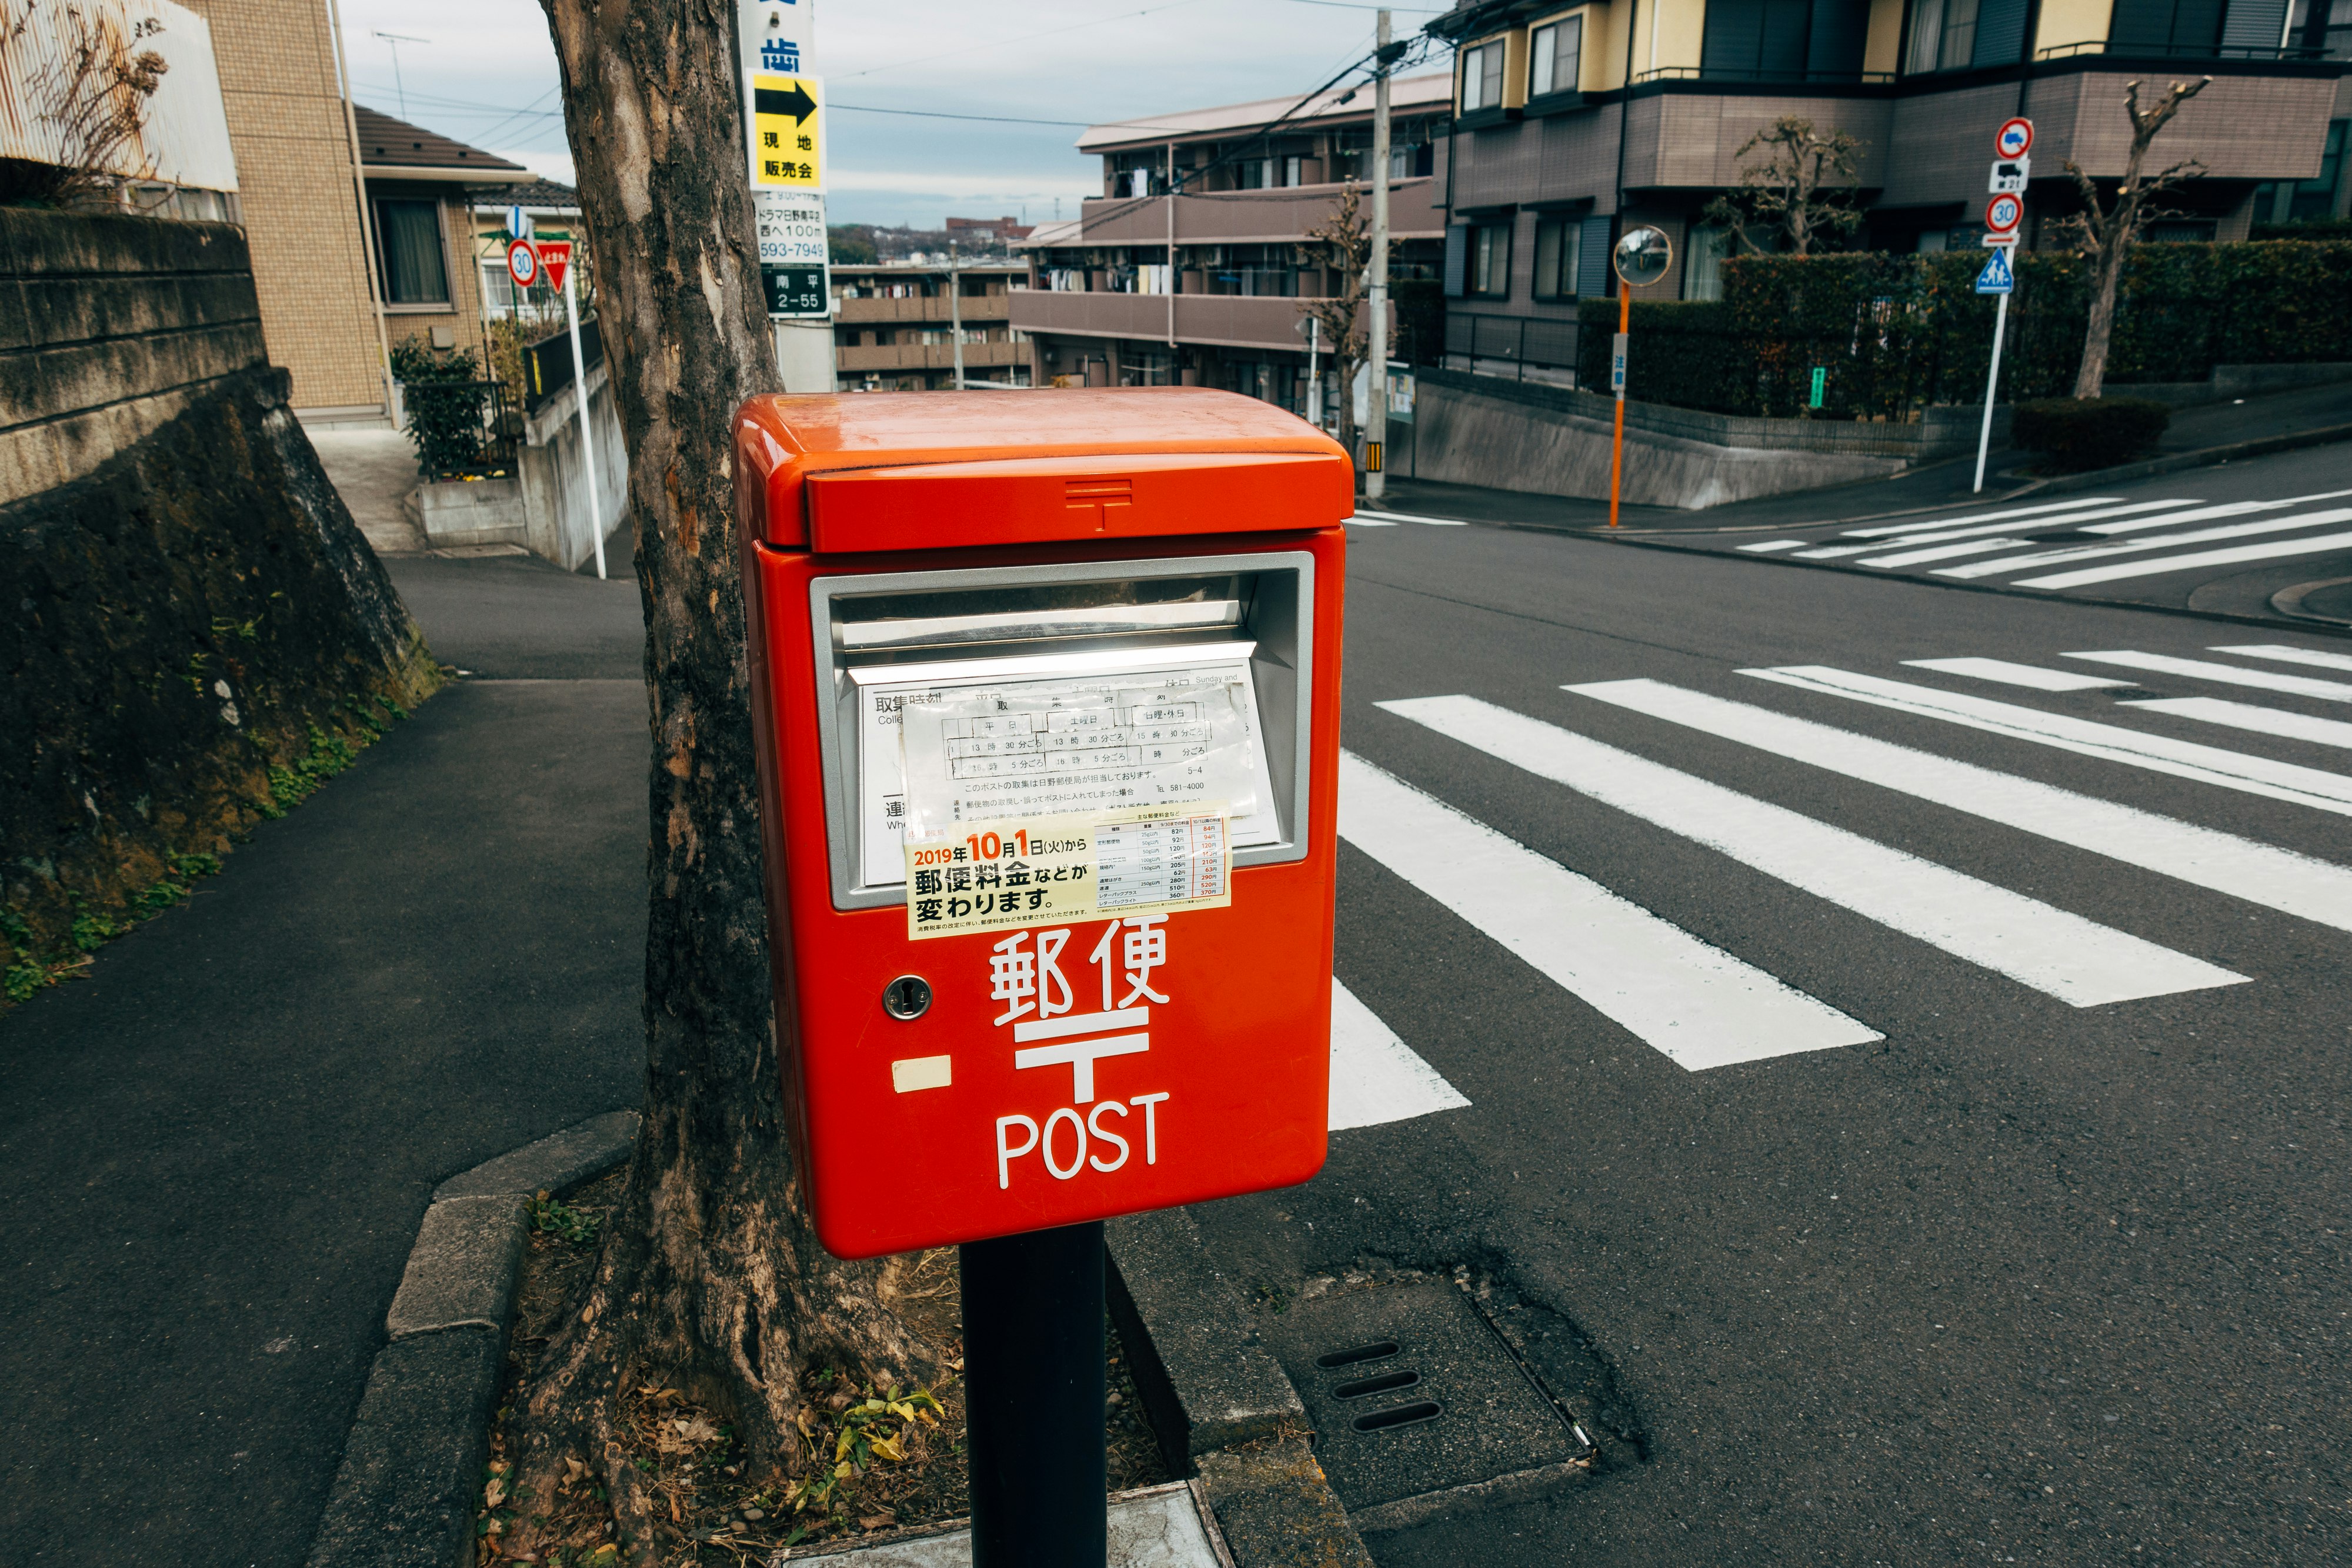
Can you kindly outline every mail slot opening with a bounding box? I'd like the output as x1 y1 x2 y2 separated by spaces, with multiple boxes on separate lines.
809 552 1315 910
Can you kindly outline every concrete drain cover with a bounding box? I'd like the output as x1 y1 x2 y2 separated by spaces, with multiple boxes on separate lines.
1262 1280 1584 1512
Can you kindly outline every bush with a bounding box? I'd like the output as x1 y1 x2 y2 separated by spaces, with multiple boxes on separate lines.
391 335 490 478
2010 397 2170 471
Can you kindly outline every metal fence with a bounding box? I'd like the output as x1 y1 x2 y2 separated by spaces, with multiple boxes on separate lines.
1443 313 1584 381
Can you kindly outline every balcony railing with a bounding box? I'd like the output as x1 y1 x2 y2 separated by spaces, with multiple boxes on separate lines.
2035 38 2327 61
834 293 1012 325
1009 289 1382 353
1632 65 1895 84
835 341 1024 373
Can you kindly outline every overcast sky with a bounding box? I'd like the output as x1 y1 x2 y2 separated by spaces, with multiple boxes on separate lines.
333 0 1451 229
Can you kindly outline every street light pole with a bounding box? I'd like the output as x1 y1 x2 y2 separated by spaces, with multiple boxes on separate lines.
1365 8 1392 499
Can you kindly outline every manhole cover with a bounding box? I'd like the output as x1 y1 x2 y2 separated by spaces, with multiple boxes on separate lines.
1262 1280 1584 1511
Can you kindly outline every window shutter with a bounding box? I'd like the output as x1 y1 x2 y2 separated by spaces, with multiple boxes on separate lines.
1443 223 1469 297
1970 0 2031 64
2220 0 2287 50
1576 216 1613 298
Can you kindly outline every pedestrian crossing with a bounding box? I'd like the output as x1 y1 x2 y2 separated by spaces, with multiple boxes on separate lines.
1732 487 2352 601
1329 639 2352 1134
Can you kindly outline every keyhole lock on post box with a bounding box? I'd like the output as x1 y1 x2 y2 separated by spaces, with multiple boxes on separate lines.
731 388 1352 1260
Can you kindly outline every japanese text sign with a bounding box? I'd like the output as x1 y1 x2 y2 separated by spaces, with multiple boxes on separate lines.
746 72 824 190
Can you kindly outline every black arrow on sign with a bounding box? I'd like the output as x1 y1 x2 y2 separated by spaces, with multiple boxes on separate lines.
754 81 817 125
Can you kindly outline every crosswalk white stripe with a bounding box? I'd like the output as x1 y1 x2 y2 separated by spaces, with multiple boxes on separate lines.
1856 537 2035 568
2063 649 2352 703
1737 539 1807 552
1839 502 2213 551
2121 696 2352 752
1793 541 1902 558
1327 978 1470 1131
1352 509 1467 526
1383 696 2244 1007
2083 489 2352 535
1338 751 1880 1070
1901 657 2134 691
1744 665 2352 815
1563 677 2352 935
2015 529 2352 590
1934 508 2352 580
2210 643 2352 675
1345 515 1399 527
1840 496 2127 539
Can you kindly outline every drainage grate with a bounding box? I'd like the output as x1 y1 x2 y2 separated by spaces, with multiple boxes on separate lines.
1262 1280 1585 1512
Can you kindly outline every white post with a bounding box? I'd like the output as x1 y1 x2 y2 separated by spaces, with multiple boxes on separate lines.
1973 287 2010 495
563 262 606 579
1307 316 1320 429
949 241 966 391
1365 8 1392 499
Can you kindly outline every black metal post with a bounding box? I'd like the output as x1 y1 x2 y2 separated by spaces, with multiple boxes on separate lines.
961 1221 1107 1567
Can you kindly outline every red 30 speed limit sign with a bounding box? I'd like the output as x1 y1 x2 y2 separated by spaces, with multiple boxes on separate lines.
1984 192 2024 234
506 238 539 289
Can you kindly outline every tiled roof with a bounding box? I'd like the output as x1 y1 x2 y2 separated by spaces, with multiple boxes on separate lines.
352 104 531 174
472 178 579 209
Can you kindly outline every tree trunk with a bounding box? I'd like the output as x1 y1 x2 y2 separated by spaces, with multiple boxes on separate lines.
2074 219 2130 399
507 1 930 1557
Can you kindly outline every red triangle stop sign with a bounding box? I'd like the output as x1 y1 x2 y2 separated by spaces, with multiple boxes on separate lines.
536 241 572 292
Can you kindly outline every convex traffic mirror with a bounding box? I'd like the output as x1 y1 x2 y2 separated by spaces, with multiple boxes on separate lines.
1612 226 1673 288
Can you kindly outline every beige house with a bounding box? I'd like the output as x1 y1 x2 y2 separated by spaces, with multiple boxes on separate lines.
181 0 532 426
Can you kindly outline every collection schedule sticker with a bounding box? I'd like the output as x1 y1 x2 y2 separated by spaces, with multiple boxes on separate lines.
904 803 1231 940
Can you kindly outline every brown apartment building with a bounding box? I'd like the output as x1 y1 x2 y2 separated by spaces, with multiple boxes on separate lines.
832 261 1032 390
1009 75 1454 421
1427 0 2352 380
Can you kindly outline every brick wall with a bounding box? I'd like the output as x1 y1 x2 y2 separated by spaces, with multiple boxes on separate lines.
180 0 385 415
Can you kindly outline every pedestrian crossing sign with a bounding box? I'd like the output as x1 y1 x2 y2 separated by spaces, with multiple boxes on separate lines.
1975 249 2014 295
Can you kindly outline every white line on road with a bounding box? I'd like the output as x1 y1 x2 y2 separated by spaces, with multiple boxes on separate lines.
1839 496 2127 539
1856 538 2037 568
2063 650 2352 703
1901 658 2136 691
1744 665 2352 815
1836 502 2211 551
1936 509 2352 580
2120 696 2352 752
1350 509 1469 526
1339 752 1881 1070
1328 978 1470 1131
2015 530 2352 590
1563 678 2352 935
1345 515 1399 527
1738 539 1808 552
2210 643 2352 675
2082 489 2352 534
1384 696 2243 1007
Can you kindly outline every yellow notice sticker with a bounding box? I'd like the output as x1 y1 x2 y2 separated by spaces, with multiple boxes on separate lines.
905 803 1232 941
746 72 823 189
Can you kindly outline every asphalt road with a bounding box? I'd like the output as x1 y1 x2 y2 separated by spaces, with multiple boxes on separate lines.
0 555 646 1568
1186 503 2352 1564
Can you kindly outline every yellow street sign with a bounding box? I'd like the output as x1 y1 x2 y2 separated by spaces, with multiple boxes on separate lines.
746 72 823 191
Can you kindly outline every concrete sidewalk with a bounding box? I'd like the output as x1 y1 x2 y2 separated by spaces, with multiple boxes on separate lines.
0 554 649 1568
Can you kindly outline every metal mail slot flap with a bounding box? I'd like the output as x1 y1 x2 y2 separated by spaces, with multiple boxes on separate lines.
805 451 1352 554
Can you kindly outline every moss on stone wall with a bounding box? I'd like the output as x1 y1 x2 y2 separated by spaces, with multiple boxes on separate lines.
2 366 443 1008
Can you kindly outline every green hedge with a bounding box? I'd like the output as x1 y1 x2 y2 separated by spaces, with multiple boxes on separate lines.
1599 242 2352 419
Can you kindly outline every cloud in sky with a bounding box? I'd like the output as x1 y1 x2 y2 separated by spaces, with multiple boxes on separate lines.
332 0 1449 227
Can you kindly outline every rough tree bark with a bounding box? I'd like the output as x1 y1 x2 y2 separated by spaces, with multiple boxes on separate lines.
507 1 929 1558
2069 76 2210 399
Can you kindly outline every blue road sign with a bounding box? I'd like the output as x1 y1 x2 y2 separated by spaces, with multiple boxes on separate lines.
506 205 531 241
1975 249 2014 295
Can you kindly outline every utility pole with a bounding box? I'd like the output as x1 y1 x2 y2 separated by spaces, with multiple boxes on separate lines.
949 239 966 390
1365 8 1392 499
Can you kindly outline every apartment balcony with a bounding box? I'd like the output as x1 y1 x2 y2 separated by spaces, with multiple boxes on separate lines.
1009 289 1383 354
834 293 1012 325
1065 176 1446 246
835 340 1025 373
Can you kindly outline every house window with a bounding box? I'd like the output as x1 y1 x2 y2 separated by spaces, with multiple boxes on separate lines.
1707 0 1816 75
2290 0 2352 58
2109 0 2227 52
1683 224 1732 299
1469 221 1512 296
1460 39 1506 111
375 198 450 305
1531 215 1581 298
1531 15 1583 94
1284 155 1305 186
2253 118 2347 221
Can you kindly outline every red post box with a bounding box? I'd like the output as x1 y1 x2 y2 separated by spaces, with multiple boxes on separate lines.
732 389 1351 1260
